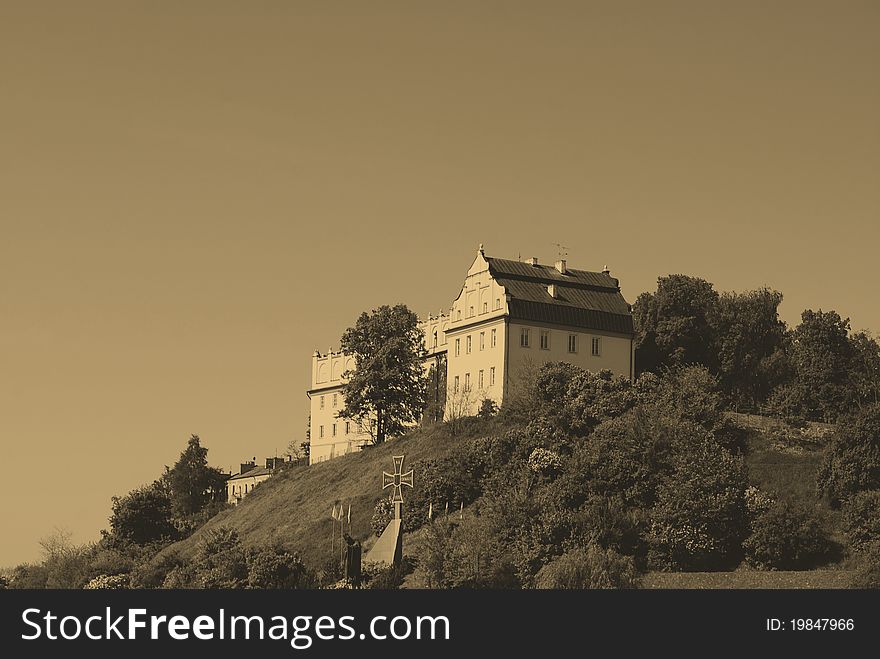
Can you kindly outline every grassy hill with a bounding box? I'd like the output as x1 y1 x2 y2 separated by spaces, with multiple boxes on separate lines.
157 424 463 570
157 411 851 587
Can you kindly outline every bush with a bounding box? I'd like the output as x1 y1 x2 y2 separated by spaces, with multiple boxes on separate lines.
193 527 247 588
370 497 395 537
363 557 413 590
843 490 880 552
415 516 518 589
647 434 748 570
850 541 880 588
83 574 129 589
245 544 313 589
130 553 187 589
817 404 880 506
743 501 836 570
534 545 640 589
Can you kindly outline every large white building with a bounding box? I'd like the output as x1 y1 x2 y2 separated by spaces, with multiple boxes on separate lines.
306 245 635 464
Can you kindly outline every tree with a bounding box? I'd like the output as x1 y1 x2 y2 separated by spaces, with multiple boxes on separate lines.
168 435 227 517
850 331 880 410
709 289 788 408
339 304 428 444
787 310 855 422
817 403 880 505
633 275 719 374
108 484 176 546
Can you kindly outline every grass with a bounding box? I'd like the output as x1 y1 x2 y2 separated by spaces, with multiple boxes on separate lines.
155 423 468 570
155 412 850 588
643 570 852 589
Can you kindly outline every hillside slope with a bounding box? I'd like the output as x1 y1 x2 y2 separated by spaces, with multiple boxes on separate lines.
158 424 461 569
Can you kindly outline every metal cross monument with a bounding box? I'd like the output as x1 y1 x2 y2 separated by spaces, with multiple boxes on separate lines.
382 455 413 520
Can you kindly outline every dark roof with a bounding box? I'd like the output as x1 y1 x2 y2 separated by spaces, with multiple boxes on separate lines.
228 466 273 481
486 257 634 335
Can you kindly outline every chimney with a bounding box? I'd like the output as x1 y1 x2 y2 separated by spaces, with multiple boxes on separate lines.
525 256 539 266
602 265 611 276
240 461 256 475
555 259 567 274
547 284 558 298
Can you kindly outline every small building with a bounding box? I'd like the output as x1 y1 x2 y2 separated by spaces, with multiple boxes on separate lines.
226 457 286 504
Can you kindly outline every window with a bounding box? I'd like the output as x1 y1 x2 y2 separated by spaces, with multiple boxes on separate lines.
465 373 470 390
332 393 337 408
433 331 438 347
454 376 459 392
483 302 488 313
491 329 497 347
479 332 485 350
455 338 460 356
479 370 484 389
332 423 337 437
540 330 550 350
520 328 530 348
345 421 350 435
495 298 501 310
568 334 577 353
592 337 601 356
490 367 495 386
320 395 325 410
466 335 472 354
457 310 462 320
319 425 324 438
469 305 474 317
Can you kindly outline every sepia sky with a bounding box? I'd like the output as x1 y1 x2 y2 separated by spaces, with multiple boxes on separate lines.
1 0 878 567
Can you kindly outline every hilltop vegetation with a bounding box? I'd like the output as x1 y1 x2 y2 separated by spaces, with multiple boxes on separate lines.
4 272 880 590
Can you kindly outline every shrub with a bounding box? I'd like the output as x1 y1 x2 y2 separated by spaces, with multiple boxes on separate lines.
363 557 413 590
193 527 247 588
527 448 562 477
245 544 313 589
415 516 518 589
744 486 776 528
130 553 187 589
478 398 498 419
850 541 880 588
571 496 645 557
647 435 748 570
370 497 394 537
743 500 836 570
534 545 640 589
83 574 129 589
817 404 880 505
842 490 880 552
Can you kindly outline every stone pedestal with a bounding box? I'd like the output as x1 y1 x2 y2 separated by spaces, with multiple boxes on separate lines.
365 518 403 566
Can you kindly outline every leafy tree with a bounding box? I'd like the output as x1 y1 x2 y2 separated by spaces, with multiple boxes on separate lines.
850 331 880 410
633 275 719 373
709 289 788 408
108 484 176 546
817 404 880 505
787 310 855 422
168 435 227 517
339 304 428 444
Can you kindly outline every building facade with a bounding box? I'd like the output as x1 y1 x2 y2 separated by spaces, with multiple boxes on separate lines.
226 457 286 504
307 245 634 464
